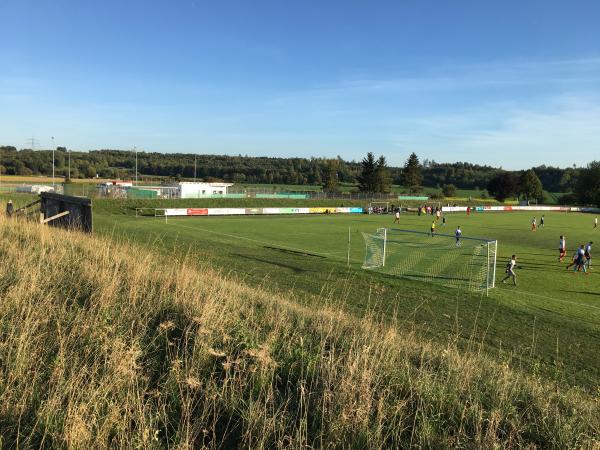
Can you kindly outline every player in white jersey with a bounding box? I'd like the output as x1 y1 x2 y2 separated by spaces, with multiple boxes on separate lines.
531 217 537 231
558 235 566 262
584 241 592 269
501 255 518 285
394 210 400 224
594 217 598 229
455 226 462 246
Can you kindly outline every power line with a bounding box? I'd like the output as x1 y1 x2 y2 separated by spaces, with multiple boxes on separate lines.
25 136 40 150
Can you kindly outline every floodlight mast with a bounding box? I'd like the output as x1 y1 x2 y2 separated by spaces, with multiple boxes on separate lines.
51 136 55 189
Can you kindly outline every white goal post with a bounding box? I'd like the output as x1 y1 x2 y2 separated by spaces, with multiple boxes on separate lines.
362 228 498 295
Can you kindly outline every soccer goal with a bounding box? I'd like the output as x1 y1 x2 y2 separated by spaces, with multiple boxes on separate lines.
362 228 498 294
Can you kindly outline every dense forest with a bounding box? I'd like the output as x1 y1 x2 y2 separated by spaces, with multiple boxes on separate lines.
0 146 579 193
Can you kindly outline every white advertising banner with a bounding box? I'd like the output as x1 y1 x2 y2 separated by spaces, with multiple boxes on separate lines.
262 208 282 215
164 208 190 216
161 206 366 217
206 208 246 216
442 205 595 213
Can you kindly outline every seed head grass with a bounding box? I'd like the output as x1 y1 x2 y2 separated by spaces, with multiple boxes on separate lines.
0 216 598 448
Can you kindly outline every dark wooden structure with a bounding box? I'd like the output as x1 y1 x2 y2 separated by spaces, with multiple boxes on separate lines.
40 192 93 233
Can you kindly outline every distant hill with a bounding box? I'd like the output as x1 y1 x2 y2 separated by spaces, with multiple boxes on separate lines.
0 146 574 192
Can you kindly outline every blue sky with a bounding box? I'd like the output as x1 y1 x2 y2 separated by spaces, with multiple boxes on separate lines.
1 0 599 169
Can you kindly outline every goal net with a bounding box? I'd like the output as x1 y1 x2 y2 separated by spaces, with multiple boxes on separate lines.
362 228 497 294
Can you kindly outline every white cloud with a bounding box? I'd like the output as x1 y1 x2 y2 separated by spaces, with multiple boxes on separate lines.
388 94 600 169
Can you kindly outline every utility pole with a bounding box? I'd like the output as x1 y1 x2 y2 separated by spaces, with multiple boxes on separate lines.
51 136 55 189
194 154 197 182
68 147 71 181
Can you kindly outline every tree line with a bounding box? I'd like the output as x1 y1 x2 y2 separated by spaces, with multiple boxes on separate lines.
0 145 597 205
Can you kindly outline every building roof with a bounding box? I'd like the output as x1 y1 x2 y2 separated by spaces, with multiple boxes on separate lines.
176 182 233 187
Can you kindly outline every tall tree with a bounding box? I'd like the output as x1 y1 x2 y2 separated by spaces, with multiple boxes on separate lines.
403 152 422 193
358 152 377 192
322 160 339 192
375 155 391 193
519 170 544 202
574 161 600 207
442 184 457 197
487 172 518 202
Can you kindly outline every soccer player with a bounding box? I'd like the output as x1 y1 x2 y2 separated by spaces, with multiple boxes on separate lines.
430 220 436 237
584 241 592 270
394 209 400 224
594 217 598 229
501 255 517 285
455 226 462 246
570 245 587 273
558 235 567 262
540 215 545 228
531 217 537 231
442 215 446 226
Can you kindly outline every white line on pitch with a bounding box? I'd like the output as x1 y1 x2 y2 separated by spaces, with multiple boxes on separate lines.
170 222 345 258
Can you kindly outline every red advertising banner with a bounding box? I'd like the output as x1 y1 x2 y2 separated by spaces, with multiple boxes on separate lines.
187 208 208 216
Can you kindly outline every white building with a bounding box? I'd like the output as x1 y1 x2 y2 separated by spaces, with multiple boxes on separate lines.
175 182 233 198
16 184 56 194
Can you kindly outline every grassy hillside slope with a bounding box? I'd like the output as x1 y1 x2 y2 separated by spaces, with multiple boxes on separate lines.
0 217 598 448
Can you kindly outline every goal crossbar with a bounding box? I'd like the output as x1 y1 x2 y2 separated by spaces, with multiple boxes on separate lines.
387 228 495 243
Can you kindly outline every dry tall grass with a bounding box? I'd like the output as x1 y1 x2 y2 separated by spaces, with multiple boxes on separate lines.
0 216 598 448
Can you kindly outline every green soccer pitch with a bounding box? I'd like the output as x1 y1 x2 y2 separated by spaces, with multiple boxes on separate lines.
93 209 600 389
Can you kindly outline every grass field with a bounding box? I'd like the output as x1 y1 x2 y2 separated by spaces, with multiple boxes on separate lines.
93 206 600 390
2 214 598 447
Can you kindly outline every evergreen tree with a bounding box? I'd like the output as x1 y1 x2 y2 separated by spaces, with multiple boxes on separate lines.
358 152 377 192
375 155 391 193
403 152 422 193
